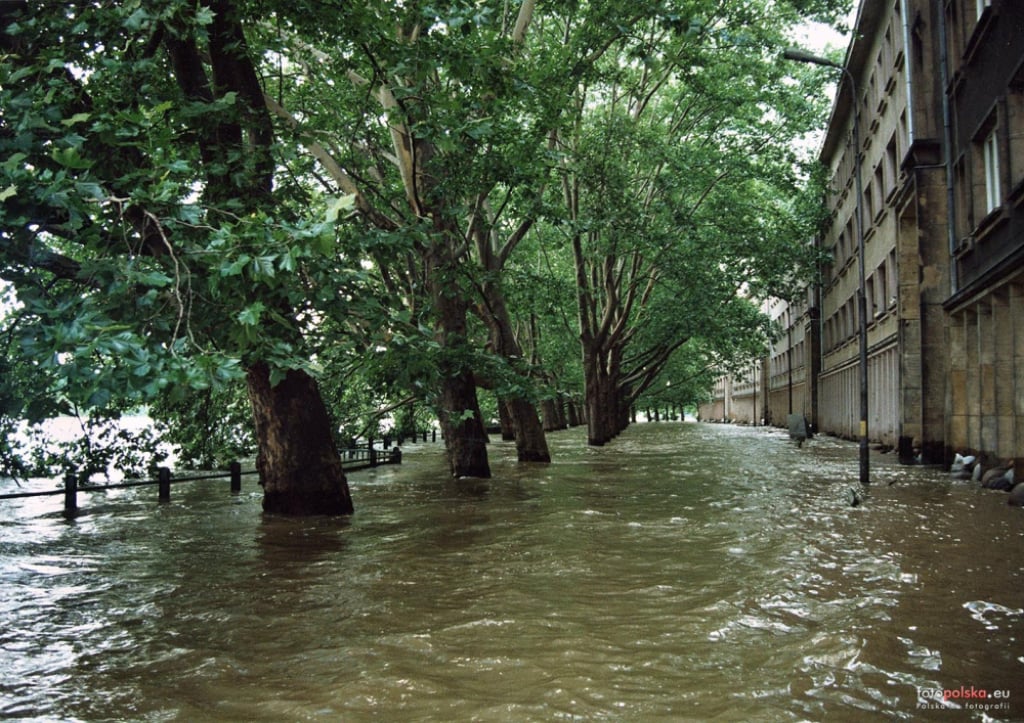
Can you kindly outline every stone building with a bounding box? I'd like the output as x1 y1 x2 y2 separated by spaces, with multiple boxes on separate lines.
703 361 764 425
700 0 1024 472
941 0 1024 468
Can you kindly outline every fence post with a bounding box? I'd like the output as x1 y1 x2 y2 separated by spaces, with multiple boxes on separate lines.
369 438 377 466
158 467 171 503
230 461 242 493
432 429 436 443
63 472 78 517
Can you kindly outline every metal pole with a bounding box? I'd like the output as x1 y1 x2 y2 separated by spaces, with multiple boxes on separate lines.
783 48 870 485
230 461 241 493
158 467 171 503
752 363 757 426
788 322 794 415
63 472 78 517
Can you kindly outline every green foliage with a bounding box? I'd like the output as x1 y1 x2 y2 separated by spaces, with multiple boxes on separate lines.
149 384 255 469
1 0 848 466
1 409 170 484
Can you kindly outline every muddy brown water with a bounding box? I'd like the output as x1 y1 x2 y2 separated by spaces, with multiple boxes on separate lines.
1 422 1021 721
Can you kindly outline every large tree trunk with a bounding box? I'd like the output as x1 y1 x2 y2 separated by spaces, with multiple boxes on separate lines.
506 396 550 461
582 347 607 445
427 227 492 478
540 396 567 432
167 3 355 515
583 343 631 445
497 398 516 441
246 363 353 515
478 270 551 463
436 369 491 477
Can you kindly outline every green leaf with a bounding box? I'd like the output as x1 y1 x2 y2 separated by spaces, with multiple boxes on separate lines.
60 112 91 127
220 254 251 276
0 185 16 202
237 302 265 326
252 255 276 278
50 146 92 170
74 181 105 200
195 6 215 25
325 194 356 223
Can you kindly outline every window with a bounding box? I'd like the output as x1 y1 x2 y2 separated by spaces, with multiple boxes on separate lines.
887 250 897 308
886 135 898 191
976 0 991 21
1011 91 1024 192
983 129 1001 213
875 262 886 318
954 158 970 242
874 163 886 217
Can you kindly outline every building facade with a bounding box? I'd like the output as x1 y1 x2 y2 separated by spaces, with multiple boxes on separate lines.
941 0 1024 467
700 0 1024 472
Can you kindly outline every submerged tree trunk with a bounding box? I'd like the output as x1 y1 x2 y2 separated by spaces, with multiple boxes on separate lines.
167 3 353 515
540 396 567 432
566 398 582 428
427 227 492 478
497 399 516 441
477 248 551 463
436 369 491 478
246 363 353 515
583 343 631 446
506 396 550 461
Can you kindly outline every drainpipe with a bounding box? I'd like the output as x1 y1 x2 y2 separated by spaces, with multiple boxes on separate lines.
936 0 959 294
900 0 916 145
787 321 794 415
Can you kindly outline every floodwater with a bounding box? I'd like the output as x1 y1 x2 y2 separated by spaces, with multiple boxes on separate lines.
1 422 1022 721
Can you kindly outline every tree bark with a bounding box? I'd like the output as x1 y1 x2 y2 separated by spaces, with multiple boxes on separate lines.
478 283 551 462
435 369 491 477
497 399 516 441
427 227 492 478
246 363 353 515
540 398 563 432
172 3 353 515
472 210 551 463
506 396 549 461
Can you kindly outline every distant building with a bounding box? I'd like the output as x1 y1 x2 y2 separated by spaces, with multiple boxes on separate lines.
716 361 763 425
700 0 1024 472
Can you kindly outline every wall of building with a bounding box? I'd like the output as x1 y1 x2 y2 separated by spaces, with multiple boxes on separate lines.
941 0 1024 469
700 0 1024 473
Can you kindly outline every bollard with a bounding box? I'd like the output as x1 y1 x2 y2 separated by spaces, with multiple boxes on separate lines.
368 438 377 466
432 429 436 443
230 461 241 493
158 467 171 503
63 472 78 517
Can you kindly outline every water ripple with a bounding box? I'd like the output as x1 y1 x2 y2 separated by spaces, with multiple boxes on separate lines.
2 423 1023 720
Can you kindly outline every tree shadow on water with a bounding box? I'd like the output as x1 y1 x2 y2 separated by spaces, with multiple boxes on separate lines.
254 515 352 574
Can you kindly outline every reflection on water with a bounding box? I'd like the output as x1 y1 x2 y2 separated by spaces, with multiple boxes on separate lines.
2 423 1022 720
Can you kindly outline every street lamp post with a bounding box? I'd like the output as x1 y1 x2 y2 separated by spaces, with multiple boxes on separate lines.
784 48 870 485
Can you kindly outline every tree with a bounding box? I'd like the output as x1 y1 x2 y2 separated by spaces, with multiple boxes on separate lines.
542 0 834 444
2 0 845 502
0 0 352 514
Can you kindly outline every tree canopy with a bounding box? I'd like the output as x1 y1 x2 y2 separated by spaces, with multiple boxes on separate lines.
1 0 847 511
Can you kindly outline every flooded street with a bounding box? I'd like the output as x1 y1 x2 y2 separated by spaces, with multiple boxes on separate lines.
1 422 1022 721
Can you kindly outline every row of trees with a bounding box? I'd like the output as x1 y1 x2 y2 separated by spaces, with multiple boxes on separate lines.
0 0 845 514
